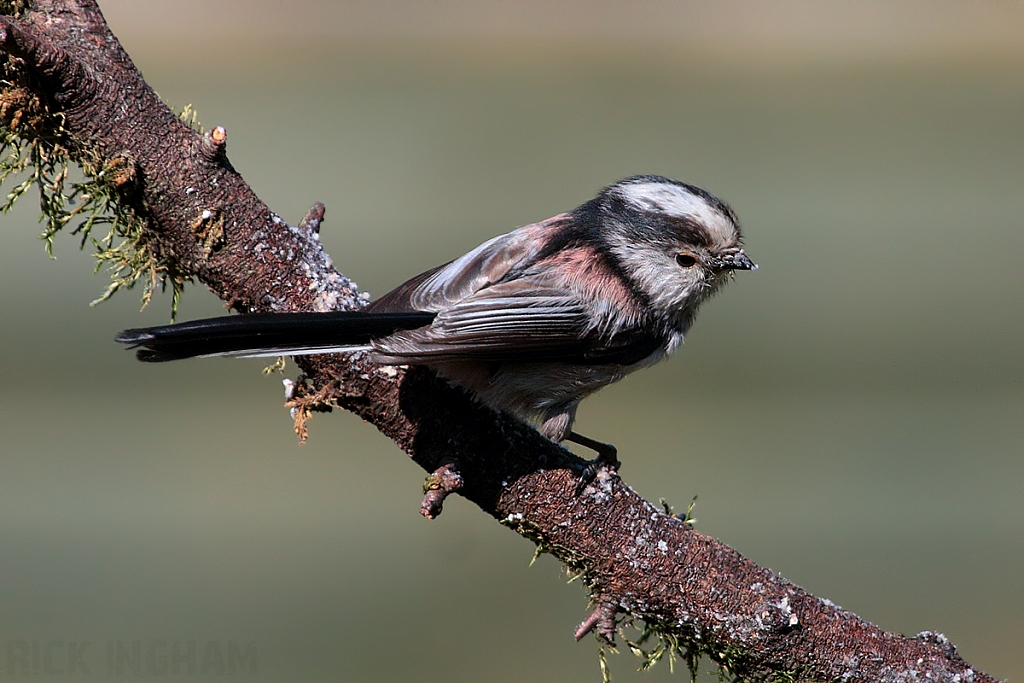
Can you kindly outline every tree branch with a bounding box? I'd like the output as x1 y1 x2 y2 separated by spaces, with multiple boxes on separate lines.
0 2 993 681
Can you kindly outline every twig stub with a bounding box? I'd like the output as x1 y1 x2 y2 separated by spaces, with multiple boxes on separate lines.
420 463 464 519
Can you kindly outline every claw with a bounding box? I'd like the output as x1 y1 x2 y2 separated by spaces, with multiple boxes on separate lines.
567 431 619 495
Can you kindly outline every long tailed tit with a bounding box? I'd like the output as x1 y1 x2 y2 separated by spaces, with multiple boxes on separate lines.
117 175 755 473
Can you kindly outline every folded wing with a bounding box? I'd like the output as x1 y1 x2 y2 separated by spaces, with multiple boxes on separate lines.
373 279 662 366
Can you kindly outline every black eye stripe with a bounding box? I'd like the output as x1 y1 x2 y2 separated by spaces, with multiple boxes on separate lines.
665 216 712 249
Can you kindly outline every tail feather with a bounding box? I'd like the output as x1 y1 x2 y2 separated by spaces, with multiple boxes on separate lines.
115 311 436 362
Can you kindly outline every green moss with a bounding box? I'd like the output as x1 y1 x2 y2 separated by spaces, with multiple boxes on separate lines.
262 357 286 375
505 508 808 682
178 103 205 134
0 62 190 317
0 1 30 16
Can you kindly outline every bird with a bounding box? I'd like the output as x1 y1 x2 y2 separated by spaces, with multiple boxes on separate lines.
117 175 755 477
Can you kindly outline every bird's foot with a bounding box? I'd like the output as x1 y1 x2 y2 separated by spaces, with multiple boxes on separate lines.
566 431 620 495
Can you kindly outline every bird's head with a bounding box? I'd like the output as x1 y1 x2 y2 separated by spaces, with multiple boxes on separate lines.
587 175 755 328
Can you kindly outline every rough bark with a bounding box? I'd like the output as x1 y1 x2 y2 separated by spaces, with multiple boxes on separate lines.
0 2 995 681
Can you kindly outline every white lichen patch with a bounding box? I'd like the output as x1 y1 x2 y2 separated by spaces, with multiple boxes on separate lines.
584 470 615 504
282 378 296 399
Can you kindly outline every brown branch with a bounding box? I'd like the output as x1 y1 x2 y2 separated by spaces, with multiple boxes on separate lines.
0 2 994 681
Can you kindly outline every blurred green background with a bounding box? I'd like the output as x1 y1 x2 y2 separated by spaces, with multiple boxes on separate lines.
1 2 1021 681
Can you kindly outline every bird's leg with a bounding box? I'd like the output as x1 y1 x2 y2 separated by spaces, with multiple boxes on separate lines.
566 431 620 494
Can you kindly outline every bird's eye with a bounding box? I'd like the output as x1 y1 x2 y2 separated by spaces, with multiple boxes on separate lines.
675 253 697 267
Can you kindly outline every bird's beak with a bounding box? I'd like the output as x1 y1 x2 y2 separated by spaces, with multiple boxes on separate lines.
718 251 757 272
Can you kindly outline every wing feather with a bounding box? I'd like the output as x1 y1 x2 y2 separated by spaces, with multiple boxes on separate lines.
373 279 660 365
367 214 661 366
366 215 570 314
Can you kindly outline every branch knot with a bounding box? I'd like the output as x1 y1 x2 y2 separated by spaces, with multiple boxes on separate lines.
199 125 226 161
420 463 464 519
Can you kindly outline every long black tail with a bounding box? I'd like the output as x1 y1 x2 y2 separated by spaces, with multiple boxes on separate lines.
115 311 436 363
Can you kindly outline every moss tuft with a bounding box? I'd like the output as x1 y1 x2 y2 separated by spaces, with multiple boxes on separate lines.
283 374 337 443
0 1 30 16
0 56 191 316
178 103 204 135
